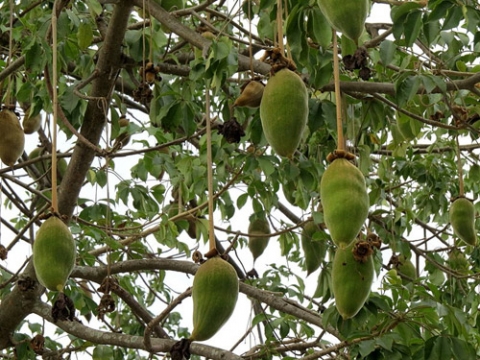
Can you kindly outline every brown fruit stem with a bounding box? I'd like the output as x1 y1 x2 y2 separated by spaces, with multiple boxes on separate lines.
455 134 464 197
332 30 345 153
205 88 216 253
276 0 284 54
51 1 59 214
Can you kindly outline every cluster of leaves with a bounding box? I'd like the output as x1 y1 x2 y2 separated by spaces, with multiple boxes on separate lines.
1 0 480 359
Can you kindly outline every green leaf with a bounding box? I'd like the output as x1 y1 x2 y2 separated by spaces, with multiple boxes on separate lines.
358 339 376 358
424 336 452 360
307 7 331 48
403 10 422 47
379 40 397 67
77 22 93 50
93 345 114 360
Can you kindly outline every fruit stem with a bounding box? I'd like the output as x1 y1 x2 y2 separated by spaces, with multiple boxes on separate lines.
332 30 345 153
205 87 216 252
455 134 464 197
51 1 59 213
276 0 284 55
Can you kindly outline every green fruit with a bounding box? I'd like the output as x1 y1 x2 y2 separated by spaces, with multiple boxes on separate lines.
248 217 271 261
34 189 52 213
22 111 42 134
301 222 327 275
332 242 374 319
320 158 369 248
27 147 68 183
0 109 25 167
395 255 417 284
391 123 406 144
448 249 469 273
33 216 76 292
317 0 369 44
260 68 308 158
191 256 239 341
161 0 184 11
449 197 477 246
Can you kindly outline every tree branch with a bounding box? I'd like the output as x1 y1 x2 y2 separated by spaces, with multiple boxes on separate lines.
32 301 243 360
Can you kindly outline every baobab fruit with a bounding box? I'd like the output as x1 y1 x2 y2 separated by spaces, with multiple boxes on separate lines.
0 109 25 167
22 109 42 134
248 217 271 261
332 241 374 319
111 116 131 151
233 80 264 108
27 147 68 183
320 158 369 248
33 216 76 292
449 197 477 246
317 0 369 44
395 255 417 284
190 256 238 341
448 249 469 274
161 0 185 11
301 222 327 275
260 68 308 158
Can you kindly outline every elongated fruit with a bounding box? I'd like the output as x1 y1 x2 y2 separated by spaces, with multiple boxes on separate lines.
190 256 239 341
234 80 264 108
332 242 374 319
27 147 68 183
320 158 369 248
317 0 369 44
0 109 25 167
448 249 469 273
449 197 477 246
301 222 327 275
248 217 271 261
395 255 417 284
33 216 76 292
23 110 42 134
260 68 308 158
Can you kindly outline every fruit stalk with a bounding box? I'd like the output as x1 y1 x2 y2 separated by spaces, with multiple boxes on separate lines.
205 88 216 252
332 30 345 153
276 0 284 54
51 2 59 213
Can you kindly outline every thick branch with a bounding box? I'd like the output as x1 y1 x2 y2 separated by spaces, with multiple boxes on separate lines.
72 259 340 339
0 263 45 349
131 0 271 75
32 302 242 360
57 1 134 218
320 71 480 97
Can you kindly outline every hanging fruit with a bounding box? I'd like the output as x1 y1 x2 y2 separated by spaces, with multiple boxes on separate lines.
233 80 265 108
33 216 76 292
27 147 68 183
0 108 25 167
190 256 239 341
22 109 42 134
393 255 417 285
449 197 477 246
301 221 327 276
248 217 271 261
111 116 131 151
320 156 369 248
317 0 369 44
332 240 374 319
260 68 308 158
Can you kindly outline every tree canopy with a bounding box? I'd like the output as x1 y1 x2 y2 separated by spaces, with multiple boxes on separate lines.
1 0 480 359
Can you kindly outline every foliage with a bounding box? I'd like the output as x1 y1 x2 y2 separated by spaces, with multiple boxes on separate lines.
0 0 480 359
